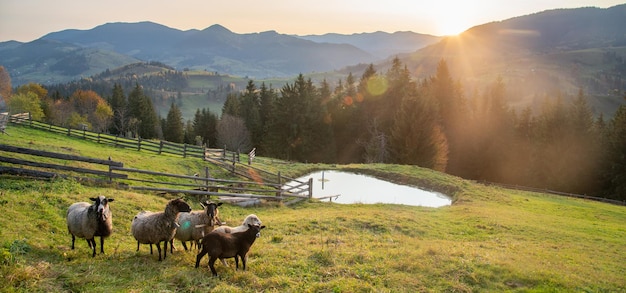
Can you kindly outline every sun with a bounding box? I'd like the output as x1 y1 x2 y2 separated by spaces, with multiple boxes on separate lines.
428 1 477 36
437 21 470 36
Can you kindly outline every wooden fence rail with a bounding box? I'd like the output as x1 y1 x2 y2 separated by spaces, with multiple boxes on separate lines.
8 114 205 160
0 143 313 201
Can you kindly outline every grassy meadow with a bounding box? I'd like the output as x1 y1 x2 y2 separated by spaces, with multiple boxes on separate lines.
1 125 625 292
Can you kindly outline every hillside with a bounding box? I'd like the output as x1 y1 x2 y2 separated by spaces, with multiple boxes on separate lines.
0 38 139 86
1 125 625 292
394 4 626 115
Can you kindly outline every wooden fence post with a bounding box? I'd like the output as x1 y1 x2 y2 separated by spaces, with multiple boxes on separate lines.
108 157 113 183
222 146 226 159
308 178 313 198
137 137 142 151
159 141 163 154
205 166 210 191
277 171 283 197
67 127 71 136
183 144 187 158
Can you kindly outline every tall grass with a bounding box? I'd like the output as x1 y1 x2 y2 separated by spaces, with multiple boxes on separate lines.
1 125 625 292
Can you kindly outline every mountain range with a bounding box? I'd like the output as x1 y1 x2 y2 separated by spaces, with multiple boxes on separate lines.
1 4 625 116
0 22 439 86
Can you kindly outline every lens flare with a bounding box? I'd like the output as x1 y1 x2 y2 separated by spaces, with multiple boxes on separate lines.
366 76 388 96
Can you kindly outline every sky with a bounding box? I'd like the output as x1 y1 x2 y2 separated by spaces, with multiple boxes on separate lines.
1 0 624 42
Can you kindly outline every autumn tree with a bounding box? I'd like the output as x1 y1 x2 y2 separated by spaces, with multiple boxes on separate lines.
0 65 11 106
7 92 44 120
67 89 112 131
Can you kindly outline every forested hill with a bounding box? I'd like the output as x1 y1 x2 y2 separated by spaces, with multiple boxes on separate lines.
392 4 626 115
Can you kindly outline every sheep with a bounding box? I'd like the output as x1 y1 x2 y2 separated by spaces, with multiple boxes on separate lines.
172 201 223 251
212 214 262 234
66 195 114 257
195 224 266 277
131 198 191 261
212 214 262 265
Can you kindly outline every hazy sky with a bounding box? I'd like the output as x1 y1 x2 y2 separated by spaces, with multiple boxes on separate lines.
1 0 624 42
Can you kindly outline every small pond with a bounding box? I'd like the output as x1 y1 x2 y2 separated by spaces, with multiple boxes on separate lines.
285 170 452 207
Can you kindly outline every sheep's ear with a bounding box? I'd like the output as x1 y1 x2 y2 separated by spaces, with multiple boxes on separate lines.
199 202 206 208
108 198 114 202
260 225 266 230
89 197 97 201
217 202 223 207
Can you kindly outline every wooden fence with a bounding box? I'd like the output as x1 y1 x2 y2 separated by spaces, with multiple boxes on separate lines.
0 143 312 202
8 113 205 159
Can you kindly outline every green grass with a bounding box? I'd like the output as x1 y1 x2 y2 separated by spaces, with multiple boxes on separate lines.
1 125 625 292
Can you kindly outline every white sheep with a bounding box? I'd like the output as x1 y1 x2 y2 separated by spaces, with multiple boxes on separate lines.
131 198 191 261
213 214 262 234
66 195 114 257
173 201 223 251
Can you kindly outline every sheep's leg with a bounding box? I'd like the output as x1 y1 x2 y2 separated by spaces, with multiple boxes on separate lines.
209 256 219 276
100 237 105 254
136 241 140 252
87 238 96 257
181 241 189 251
156 242 162 261
234 255 239 270
220 258 228 266
241 253 247 271
195 249 208 268
71 235 76 250
150 244 153 254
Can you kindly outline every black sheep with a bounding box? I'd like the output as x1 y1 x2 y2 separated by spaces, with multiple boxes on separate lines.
195 224 265 276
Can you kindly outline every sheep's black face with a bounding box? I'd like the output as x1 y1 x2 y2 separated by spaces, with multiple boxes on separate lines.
173 199 192 213
204 202 223 226
247 224 266 238
90 196 114 221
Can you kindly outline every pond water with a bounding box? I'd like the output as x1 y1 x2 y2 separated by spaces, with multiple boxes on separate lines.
285 170 452 207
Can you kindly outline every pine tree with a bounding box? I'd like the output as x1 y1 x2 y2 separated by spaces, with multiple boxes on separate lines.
109 83 127 135
128 83 159 139
602 104 626 200
239 80 262 149
390 82 448 171
193 108 218 147
164 102 184 143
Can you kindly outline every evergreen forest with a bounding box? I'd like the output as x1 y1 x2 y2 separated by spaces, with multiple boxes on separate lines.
2 58 626 201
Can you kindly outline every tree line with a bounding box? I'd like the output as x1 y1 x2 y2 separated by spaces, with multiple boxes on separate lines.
1 60 626 201
204 58 626 201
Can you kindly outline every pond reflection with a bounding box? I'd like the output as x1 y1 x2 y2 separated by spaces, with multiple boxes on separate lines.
286 170 452 207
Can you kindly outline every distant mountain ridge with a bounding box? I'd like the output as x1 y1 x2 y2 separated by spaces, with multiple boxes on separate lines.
39 22 381 79
296 31 441 58
0 21 443 86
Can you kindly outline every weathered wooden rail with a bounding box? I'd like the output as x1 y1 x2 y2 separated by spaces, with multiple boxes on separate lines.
0 143 312 202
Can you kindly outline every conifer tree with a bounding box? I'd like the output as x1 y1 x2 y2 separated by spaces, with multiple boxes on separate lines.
128 83 159 138
164 102 184 143
109 83 127 135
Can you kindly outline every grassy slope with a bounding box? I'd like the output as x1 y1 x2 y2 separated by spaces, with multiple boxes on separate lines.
1 126 625 292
